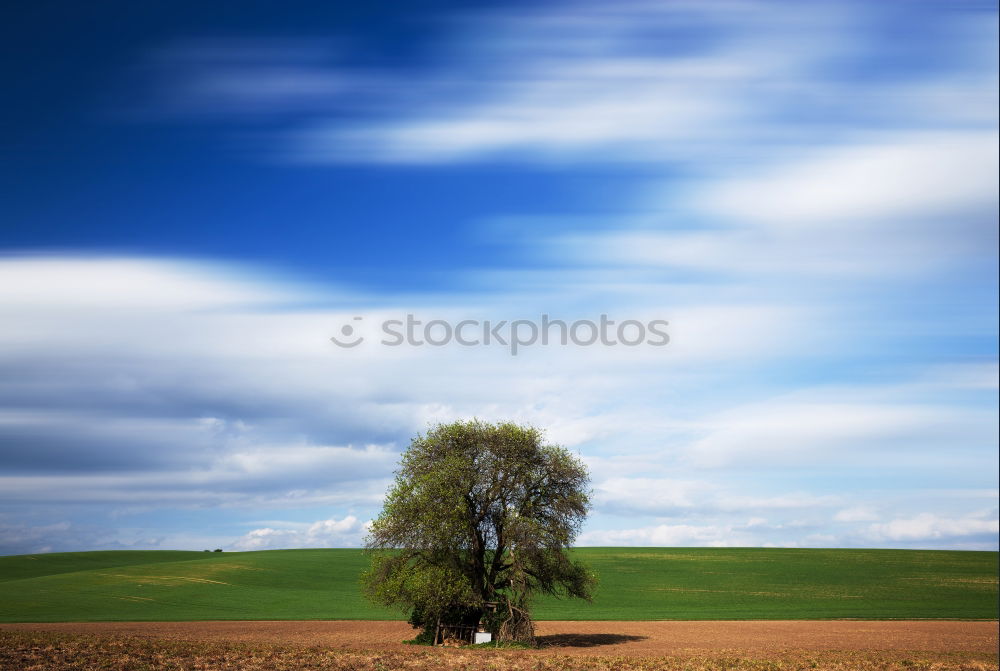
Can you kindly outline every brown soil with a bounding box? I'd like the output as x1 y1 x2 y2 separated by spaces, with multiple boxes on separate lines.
2 620 996 656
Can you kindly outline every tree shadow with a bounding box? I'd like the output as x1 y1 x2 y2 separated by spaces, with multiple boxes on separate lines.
535 633 648 649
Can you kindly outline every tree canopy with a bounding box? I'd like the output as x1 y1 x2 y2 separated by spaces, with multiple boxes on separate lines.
361 420 596 643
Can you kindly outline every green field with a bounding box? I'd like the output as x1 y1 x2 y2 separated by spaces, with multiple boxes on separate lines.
0 548 995 622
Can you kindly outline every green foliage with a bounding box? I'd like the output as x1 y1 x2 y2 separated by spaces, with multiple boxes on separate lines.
361 420 596 642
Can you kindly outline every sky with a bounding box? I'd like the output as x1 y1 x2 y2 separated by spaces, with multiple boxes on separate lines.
1 0 997 555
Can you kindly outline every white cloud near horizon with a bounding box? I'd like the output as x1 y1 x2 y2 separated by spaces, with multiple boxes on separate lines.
681 400 997 469
577 510 1000 549
230 515 369 551
0 254 995 553
865 513 999 544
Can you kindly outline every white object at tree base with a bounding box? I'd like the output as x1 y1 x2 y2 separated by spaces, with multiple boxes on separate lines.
474 632 492 644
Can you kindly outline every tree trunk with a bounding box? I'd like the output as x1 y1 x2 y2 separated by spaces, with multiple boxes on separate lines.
496 598 534 644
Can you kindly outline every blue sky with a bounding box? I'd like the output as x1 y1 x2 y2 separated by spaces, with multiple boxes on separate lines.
1 0 997 554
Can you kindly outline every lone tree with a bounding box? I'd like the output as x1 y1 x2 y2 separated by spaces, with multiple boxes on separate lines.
361 420 596 644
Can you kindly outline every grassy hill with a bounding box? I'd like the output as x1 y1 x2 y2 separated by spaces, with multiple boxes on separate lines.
0 547 995 622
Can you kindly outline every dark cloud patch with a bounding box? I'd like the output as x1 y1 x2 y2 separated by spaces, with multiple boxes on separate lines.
0 520 121 556
0 355 413 452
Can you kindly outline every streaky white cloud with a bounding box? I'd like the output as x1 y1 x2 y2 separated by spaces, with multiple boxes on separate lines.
918 363 1000 391
230 515 369 550
1 0 996 558
593 477 839 517
262 1 995 167
0 254 995 551
594 478 702 515
578 518 795 547
865 512 999 542
0 255 804 512
219 444 396 479
683 400 995 469
834 506 879 523
552 131 998 280
0 465 394 508
129 38 354 118
716 492 840 512
0 256 322 309
579 523 733 547
582 511 1000 549
695 132 998 228
295 54 745 164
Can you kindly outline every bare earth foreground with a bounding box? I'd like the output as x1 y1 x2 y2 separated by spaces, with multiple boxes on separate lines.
3 620 998 655
2 620 997 670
